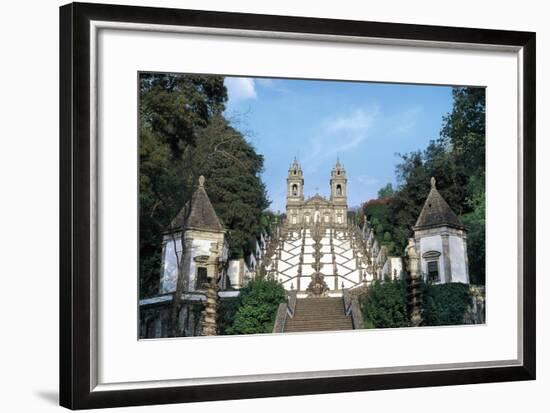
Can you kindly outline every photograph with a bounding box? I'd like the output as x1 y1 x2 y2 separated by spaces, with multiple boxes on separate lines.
138 73 486 338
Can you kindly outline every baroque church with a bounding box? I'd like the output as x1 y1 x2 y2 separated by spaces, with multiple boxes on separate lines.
286 158 349 227
140 158 480 338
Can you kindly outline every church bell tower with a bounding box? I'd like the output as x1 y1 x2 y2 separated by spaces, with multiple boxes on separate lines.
330 158 348 225
286 158 304 226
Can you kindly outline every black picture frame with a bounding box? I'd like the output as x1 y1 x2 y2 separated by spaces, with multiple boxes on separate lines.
60 2 536 410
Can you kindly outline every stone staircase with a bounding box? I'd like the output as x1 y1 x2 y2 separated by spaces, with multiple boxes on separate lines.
283 297 353 332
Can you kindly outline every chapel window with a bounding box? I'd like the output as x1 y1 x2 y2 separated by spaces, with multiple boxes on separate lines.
292 184 298 196
336 184 342 195
196 266 208 289
427 261 440 283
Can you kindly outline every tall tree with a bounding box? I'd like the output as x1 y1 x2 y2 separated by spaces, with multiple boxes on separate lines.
140 73 227 156
139 73 227 298
139 73 271 300
440 87 486 180
190 116 270 258
377 183 394 198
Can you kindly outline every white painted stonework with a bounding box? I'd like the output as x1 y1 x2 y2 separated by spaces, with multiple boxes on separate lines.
383 257 404 280
160 232 183 293
415 227 469 284
227 258 254 289
417 234 445 282
265 226 376 296
449 235 469 283
160 231 229 293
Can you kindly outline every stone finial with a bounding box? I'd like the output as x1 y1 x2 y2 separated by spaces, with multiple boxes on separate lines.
198 175 205 187
406 238 419 277
430 176 436 189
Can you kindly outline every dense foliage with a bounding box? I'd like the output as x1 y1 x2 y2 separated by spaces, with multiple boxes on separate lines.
139 73 270 297
362 87 486 284
361 280 409 329
190 116 269 258
361 280 473 328
225 278 287 335
422 283 472 326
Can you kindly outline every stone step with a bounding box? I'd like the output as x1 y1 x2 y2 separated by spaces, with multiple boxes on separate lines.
288 314 349 320
289 316 350 322
284 324 353 332
294 304 345 310
288 312 348 318
283 297 353 332
289 317 350 321
285 322 352 328
286 320 351 327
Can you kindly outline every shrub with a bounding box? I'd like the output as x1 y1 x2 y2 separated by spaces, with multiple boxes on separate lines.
226 278 286 335
361 279 409 328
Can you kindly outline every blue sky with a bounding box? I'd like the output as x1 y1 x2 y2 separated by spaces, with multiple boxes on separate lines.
224 77 454 213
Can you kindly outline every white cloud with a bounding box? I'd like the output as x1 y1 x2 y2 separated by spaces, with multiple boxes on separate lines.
256 78 289 93
325 108 378 134
225 77 257 101
302 106 379 171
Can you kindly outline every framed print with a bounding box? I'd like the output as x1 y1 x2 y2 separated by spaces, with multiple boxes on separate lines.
59 2 536 410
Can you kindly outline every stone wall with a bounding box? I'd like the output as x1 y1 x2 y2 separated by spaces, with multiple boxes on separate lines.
139 300 204 338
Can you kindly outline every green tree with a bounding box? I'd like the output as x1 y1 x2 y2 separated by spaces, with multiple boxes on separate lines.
138 73 270 301
227 278 287 334
259 211 281 236
190 116 270 258
361 280 409 328
140 73 227 156
377 183 394 198
461 184 486 284
139 127 186 297
139 74 227 298
440 87 486 180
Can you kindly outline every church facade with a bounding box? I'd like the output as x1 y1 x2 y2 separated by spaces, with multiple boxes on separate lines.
286 158 348 227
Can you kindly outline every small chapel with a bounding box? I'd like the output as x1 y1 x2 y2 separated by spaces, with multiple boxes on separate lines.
139 158 480 338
